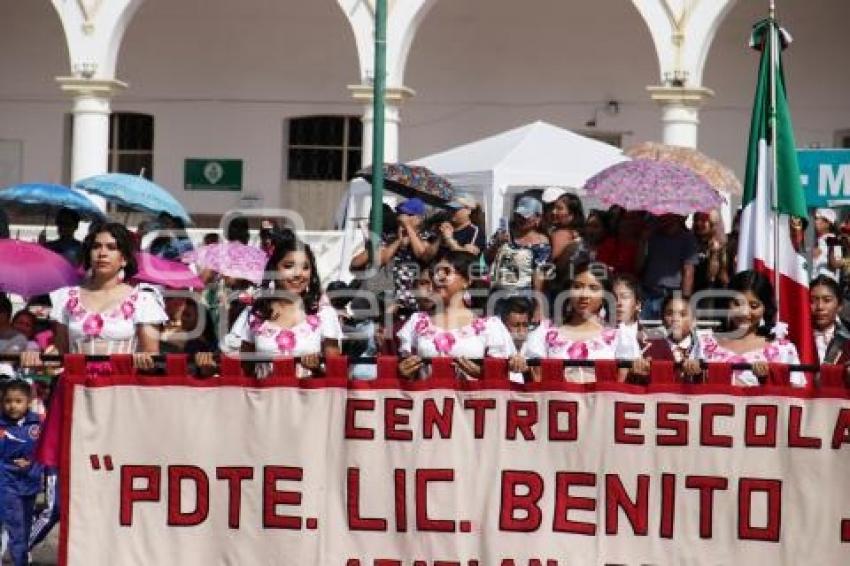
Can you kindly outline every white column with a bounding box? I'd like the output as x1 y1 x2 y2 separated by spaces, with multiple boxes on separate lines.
349 84 415 166
646 85 714 149
57 77 126 182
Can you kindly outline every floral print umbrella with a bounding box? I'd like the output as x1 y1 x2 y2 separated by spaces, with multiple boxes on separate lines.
355 163 454 209
625 142 742 197
181 242 268 285
583 159 724 216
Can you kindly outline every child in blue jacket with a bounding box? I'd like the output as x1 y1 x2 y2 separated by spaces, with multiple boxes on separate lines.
0 380 43 566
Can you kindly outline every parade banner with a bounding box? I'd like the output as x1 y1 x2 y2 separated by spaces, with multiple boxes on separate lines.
60 374 850 565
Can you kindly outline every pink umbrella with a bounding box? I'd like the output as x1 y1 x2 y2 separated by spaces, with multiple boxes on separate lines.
181 242 267 285
133 252 204 290
0 240 81 297
583 159 724 215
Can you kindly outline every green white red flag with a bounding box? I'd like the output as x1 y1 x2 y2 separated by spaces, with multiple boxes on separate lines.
736 18 815 368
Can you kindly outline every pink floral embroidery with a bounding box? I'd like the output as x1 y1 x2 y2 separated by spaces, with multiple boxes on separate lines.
545 328 562 348
702 337 719 355
728 354 747 365
566 341 589 360
601 328 617 345
248 314 263 332
82 314 104 338
433 332 456 355
306 314 320 331
275 329 297 353
66 295 80 313
120 299 135 320
414 315 431 335
471 318 487 335
763 344 780 362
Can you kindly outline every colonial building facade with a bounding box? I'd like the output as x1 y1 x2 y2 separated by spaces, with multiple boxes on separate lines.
1 0 848 228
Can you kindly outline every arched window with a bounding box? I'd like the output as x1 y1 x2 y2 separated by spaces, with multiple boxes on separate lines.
286 116 362 181
109 112 154 179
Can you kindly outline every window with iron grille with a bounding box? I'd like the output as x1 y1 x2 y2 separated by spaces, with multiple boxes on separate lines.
287 116 362 181
109 112 154 179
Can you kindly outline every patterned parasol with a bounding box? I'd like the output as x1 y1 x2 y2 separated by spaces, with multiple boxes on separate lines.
355 163 454 209
625 142 742 197
583 159 724 216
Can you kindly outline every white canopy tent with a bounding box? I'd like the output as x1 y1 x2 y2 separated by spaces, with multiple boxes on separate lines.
334 120 628 281
412 120 627 232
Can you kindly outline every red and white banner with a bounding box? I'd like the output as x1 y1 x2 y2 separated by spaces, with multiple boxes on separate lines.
60 374 850 565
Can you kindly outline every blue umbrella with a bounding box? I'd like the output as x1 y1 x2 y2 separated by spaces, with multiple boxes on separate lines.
74 173 192 224
0 183 107 221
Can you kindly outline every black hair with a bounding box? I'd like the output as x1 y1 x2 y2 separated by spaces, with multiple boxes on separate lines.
11 309 36 327
0 293 11 318
56 207 81 225
611 273 642 303
435 251 477 283
82 222 138 279
252 237 322 320
560 258 612 320
560 193 586 232
810 274 841 301
500 296 533 321
326 280 353 311
226 217 250 245
728 270 776 337
660 293 693 317
3 379 32 399
182 298 219 350
585 209 611 235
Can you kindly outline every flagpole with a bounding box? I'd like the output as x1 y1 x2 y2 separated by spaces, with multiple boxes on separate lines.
369 0 387 262
769 0 781 313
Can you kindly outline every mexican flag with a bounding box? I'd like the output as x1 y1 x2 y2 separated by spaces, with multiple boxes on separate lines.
736 18 815 368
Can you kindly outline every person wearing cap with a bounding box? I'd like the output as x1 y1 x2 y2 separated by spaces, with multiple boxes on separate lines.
350 198 439 315
812 207 839 279
439 194 486 258
485 196 550 319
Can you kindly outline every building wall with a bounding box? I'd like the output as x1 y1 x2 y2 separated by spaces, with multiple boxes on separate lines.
1 0 849 229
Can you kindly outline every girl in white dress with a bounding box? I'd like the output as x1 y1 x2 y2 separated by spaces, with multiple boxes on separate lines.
45 223 168 370
229 236 342 378
517 261 638 383
398 251 514 380
696 270 804 387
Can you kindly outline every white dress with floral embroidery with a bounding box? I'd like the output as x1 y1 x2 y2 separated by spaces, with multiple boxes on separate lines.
696 332 805 387
231 304 342 378
522 320 636 383
49 285 168 354
397 312 515 379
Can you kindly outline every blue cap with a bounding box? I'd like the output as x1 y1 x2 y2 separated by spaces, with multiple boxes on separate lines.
396 198 426 216
514 196 543 218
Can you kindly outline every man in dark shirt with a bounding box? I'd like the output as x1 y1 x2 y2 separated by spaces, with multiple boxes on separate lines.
44 208 83 267
439 194 486 257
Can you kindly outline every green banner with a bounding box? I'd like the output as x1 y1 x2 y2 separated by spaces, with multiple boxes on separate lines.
184 159 242 191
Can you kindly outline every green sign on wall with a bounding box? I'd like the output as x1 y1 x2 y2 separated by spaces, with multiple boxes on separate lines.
184 159 242 191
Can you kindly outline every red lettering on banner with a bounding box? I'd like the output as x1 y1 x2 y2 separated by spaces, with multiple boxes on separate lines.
415 469 456 532
656 403 688 446
423 398 454 439
738 478 782 542
659 473 676 538
506 401 538 441
744 405 778 447
832 408 850 449
605 474 649 536
347 468 387 531
345 399 376 440
216 467 253 529
553 472 597 535
685 476 728 538
262 466 303 529
614 402 645 445
548 400 578 441
499 471 543 532
394 469 407 532
464 399 496 439
788 405 822 448
700 404 734 447
119 465 161 526
842 518 850 542
167 465 209 526
374 561 401 566
385 398 414 441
